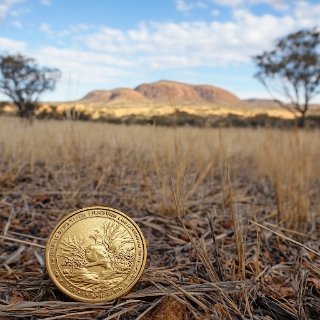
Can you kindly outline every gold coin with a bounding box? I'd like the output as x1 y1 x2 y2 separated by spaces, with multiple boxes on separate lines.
45 206 147 302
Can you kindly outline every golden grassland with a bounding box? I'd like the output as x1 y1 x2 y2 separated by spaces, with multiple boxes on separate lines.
45 103 296 119
0 101 304 119
1 117 319 229
1 117 320 319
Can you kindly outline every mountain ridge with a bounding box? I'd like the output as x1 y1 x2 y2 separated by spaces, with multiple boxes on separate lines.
80 80 241 105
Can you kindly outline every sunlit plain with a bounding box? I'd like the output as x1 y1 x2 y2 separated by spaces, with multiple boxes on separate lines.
0 117 319 231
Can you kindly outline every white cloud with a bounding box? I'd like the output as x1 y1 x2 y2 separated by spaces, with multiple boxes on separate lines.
294 1 320 28
30 47 135 87
0 0 24 19
58 24 92 37
176 0 192 12
0 36 25 52
40 22 53 37
208 0 289 11
175 0 207 13
211 9 219 16
10 6 29 17
10 9 18 16
37 47 134 67
75 1 319 70
69 24 90 32
2 0 316 100
11 19 21 28
40 0 51 5
209 0 242 5
58 30 71 37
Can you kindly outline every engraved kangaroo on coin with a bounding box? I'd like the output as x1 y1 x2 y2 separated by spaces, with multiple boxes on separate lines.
45 207 147 302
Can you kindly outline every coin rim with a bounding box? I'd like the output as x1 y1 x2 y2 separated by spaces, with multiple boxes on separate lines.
45 206 147 303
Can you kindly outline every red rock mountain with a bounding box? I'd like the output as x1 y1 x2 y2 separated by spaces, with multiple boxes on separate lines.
193 85 239 103
80 80 240 104
80 88 146 103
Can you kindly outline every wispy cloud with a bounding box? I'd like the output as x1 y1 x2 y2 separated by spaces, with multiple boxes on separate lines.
37 47 134 67
40 0 51 5
294 1 320 27
0 36 25 51
28 0 318 97
0 0 25 19
175 0 207 14
10 6 29 17
3 0 316 101
208 0 289 11
32 47 135 89
78 1 319 69
58 24 93 37
40 22 53 37
11 19 22 28
211 9 219 16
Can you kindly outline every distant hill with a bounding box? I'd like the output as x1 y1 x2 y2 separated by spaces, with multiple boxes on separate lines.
80 80 241 106
75 81 320 120
244 99 283 110
81 88 147 104
2 80 320 123
245 98 320 111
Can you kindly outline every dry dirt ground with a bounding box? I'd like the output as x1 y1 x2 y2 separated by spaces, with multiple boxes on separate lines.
0 118 320 319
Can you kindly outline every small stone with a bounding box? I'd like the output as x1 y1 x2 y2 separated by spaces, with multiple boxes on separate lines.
179 233 190 242
141 296 187 320
215 303 228 319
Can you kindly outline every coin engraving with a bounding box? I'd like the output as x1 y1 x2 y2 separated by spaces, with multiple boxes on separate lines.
45 207 147 303
58 219 135 291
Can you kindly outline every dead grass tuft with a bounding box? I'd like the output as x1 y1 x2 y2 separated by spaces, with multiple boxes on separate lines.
0 117 320 319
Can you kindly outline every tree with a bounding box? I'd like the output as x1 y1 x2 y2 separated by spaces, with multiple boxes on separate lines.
253 27 320 127
0 53 61 119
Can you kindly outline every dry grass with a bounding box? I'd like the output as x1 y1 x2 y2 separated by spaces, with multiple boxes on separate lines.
4 100 319 120
0 117 320 319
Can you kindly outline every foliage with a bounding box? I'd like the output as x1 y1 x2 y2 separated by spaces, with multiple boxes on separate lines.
0 53 61 119
253 27 320 127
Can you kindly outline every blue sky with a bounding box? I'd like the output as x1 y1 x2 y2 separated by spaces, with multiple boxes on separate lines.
0 0 320 102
